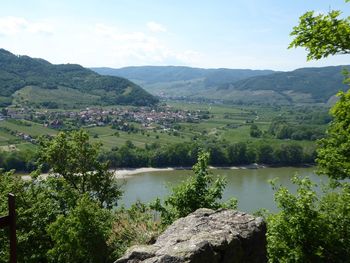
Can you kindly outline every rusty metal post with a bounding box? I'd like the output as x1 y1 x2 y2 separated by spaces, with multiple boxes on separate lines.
8 193 16 263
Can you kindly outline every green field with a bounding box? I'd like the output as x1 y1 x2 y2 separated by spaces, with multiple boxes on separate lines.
0 101 327 152
0 119 57 137
13 86 101 108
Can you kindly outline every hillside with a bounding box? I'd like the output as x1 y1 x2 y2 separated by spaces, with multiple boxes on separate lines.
91 66 275 97
0 49 158 108
219 66 350 103
93 65 350 104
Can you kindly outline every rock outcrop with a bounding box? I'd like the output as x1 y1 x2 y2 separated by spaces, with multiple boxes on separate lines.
116 208 267 263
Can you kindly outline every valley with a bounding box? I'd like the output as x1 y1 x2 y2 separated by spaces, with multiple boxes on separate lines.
93 65 350 104
0 48 340 173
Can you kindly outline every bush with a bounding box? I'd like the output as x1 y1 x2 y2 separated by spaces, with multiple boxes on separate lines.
267 176 350 262
108 202 162 259
151 152 237 225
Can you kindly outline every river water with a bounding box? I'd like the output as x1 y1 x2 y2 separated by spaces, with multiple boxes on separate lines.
118 167 326 213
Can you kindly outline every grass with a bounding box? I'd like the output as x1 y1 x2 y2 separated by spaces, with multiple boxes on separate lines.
0 119 57 137
0 101 324 152
87 126 190 149
12 86 101 108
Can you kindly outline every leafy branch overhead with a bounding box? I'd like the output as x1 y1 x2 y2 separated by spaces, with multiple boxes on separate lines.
289 9 350 60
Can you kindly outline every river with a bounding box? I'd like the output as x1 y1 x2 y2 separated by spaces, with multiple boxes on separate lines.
117 167 326 213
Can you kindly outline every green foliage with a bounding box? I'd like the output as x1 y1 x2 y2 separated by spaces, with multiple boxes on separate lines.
267 176 350 262
250 124 262 138
0 131 167 263
47 195 113 263
317 90 350 180
227 142 249 165
268 118 324 141
222 66 349 103
289 10 350 60
267 5 350 261
100 139 314 169
93 65 349 104
0 48 158 107
290 1 350 180
92 65 273 88
274 144 303 166
39 130 122 208
0 171 60 263
108 201 162 259
151 152 237 225
256 144 274 164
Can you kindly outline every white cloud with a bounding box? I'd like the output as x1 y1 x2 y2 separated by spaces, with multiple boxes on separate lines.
147 21 167 33
0 18 201 68
0 16 53 35
93 23 200 65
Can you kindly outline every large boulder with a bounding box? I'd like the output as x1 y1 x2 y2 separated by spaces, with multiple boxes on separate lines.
115 208 267 263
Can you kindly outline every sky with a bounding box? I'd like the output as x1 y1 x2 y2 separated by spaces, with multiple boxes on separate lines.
0 0 349 71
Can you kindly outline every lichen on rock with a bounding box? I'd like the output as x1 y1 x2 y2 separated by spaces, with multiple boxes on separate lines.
115 208 267 263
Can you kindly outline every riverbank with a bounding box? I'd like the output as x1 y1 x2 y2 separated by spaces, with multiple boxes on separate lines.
20 164 266 180
19 163 315 180
113 163 267 178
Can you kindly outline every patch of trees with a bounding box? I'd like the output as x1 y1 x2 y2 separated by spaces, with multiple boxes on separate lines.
268 117 325 140
98 140 315 168
0 150 37 172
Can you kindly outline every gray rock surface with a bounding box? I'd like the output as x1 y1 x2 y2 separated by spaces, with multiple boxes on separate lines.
115 208 267 263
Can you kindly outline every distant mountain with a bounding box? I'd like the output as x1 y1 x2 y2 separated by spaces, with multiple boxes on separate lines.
0 49 158 108
219 66 350 104
93 65 350 105
91 66 275 97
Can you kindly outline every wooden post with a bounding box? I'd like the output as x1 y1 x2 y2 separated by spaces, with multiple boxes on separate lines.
0 194 16 263
8 194 16 263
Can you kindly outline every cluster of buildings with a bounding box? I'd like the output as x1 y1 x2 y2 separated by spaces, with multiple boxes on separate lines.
2 106 205 129
15 132 35 143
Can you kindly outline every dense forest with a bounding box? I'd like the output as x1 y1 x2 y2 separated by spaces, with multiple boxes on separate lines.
221 65 350 102
0 139 315 173
0 49 158 107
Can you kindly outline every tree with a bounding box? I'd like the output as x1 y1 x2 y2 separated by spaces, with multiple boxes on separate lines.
39 130 122 208
289 0 350 180
267 1 350 261
274 144 303 166
250 124 262 138
267 176 350 262
151 152 237 225
317 90 350 180
0 171 60 263
256 144 274 164
47 195 113 263
227 142 248 165
289 5 350 60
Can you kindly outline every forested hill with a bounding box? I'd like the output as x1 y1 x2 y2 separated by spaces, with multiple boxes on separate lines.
92 65 350 104
92 66 275 85
91 66 275 98
219 66 350 103
0 49 158 107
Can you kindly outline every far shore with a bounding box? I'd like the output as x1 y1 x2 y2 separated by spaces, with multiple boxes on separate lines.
113 163 266 178
19 163 315 180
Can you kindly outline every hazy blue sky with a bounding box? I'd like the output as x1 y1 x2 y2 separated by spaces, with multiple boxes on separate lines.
1 0 349 70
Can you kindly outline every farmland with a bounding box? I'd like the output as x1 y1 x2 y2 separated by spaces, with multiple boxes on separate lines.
0 101 327 153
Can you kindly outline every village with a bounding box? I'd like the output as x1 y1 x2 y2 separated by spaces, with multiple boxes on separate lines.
0 106 210 144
